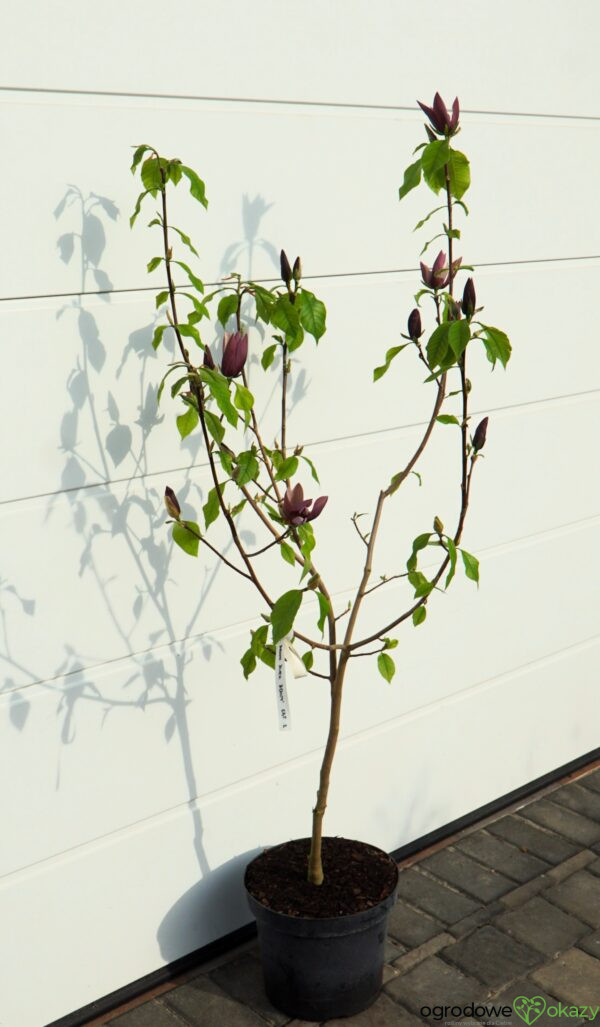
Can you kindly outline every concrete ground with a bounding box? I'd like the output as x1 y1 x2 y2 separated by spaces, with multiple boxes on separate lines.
102 765 600 1026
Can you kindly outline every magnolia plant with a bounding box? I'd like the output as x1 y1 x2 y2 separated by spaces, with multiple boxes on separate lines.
129 92 511 888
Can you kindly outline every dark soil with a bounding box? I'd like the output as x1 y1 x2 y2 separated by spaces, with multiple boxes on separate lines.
245 837 398 918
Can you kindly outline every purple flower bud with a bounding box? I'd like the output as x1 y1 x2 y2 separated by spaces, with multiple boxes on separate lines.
418 92 460 136
421 250 458 290
280 249 292 287
408 308 423 339
472 416 488 452
292 256 302 283
164 486 181 519
461 277 476 318
281 483 328 526
221 332 248 378
447 297 462 321
203 345 215 370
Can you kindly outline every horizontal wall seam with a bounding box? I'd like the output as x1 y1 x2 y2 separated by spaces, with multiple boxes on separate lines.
1 630 598 886
1 85 600 122
2 254 600 305
2 510 599 697
1 386 599 509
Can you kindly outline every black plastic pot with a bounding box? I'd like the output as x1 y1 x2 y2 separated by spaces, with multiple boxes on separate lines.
245 845 399 1021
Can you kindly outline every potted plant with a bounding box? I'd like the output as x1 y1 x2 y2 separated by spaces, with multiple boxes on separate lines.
128 92 511 1021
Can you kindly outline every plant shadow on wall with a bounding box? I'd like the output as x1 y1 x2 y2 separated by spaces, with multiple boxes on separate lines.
9 184 275 899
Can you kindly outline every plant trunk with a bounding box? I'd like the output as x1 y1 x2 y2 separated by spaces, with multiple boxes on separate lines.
307 655 349 885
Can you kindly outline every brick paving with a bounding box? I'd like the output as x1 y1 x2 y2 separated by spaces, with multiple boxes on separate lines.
108 766 600 1026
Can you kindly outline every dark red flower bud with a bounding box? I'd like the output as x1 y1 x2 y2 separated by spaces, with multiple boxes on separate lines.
164 486 181 519
461 277 476 318
221 331 248 378
281 483 328 526
472 416 488 452
280 249 292 287
418 93 460 136
203 345 215 370
447 297 462 321
408 308 423 339
292 256 302 283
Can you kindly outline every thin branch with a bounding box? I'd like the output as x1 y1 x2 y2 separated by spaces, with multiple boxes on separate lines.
178 521 252 580
246 530 291 558
362 572 409 597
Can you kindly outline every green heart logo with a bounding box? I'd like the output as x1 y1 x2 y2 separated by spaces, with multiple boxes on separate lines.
514 996 547 1025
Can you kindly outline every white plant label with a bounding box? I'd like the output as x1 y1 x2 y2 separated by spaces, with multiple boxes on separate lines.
274 634 307 731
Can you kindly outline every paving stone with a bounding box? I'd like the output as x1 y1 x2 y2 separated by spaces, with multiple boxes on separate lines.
495 895 589 957
546 850 596 883
396 868 480 925
449 902 503 938
387 900 445 947
208 952 288 1025
579 769 600 795
164 975 267 1026
443 925 542 988
586 857 600 878
488 814 578 864
499 876 550 909
385 954 484 1016
578 929 600 959
110 998 183 1026
531 948 600 1005
456 829 550 883
520 799 600 846
391 932 455 975
486 980 565 1027
545 871 600 928
385 936 407 962
326 991 424 1025
421 847 513 903
552 783 600 822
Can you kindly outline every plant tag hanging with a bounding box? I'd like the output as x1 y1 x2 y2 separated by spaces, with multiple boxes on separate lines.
275 634 307 731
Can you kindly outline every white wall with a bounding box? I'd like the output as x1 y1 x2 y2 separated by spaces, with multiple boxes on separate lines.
1 3 599 1025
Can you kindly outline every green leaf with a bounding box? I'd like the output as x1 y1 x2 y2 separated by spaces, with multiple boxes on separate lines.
270 295 302 345
250 624 269 656
448 319 470 359
177 322 202 346
296 289 327 342
426 323 450 368
301 650 314 672
414 205 446 231
271 589 303 644
398 159 422 200
241 648 257 679
377 652 396 683
180 165 208 208
131 144 152 173
252 283 276 323
261 344 277 370
219 449 233 476
274 455 298 482
230 498 246 517
373 344 408 382
172 520 200 557
204 409 224 444
421 140 450 193
280 541 296 566
316 592 330 635
200 368 238 427
296 523 316 576
234 383 254 412
302 455 320 484
259 645 276 670
447 149 471 200
170 224 199 257
445 538 458 588
436 414 460 426
168 159 183 185
170 375 189 399
408 570 434 598
461 548 480 585
406 532 431 572
147 256 162 274
217 293 239 328
130 190 150 228
203 486 222 529
177 405 198 439
478 324 512 369
151 324 167 353
235 450 259 486
155 289 169 309
412 605 427 626
141 157 165 195
173 260 204 294
383 637 398 650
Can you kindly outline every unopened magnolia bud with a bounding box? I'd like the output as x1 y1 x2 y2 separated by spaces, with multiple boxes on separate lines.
447 297 462 321
408 308 423 339
461 277 476 318
433 516 444 535
472 416 488 452
465 379 472 393
164 486 181 519
292 256 302 283
280 249 292 287
294 444 304 456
